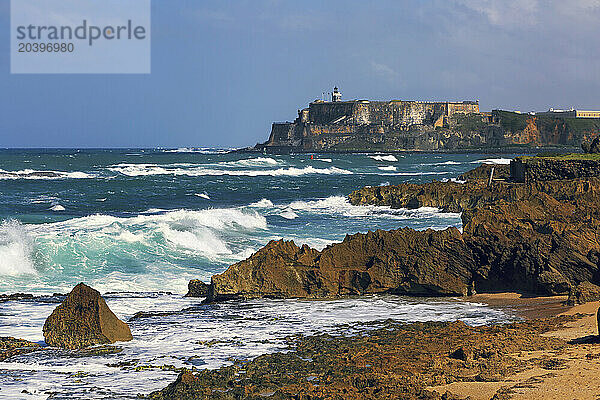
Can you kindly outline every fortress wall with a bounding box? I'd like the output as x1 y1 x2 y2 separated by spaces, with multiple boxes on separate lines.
354 102 371 125
448 102 480 116
306 100 477 128
352 101 448 127
268 123 296 145
308 102 355 124
307 124 360 135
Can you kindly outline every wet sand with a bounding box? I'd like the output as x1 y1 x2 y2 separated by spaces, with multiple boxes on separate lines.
465 292 571 319
429 296 600 400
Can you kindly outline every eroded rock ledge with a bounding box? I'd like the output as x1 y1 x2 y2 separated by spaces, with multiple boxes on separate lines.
194 157 600 302
149 316 575 400
201 176 600 302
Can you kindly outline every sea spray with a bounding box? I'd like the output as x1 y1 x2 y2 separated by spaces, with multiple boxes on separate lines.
0 220 37 276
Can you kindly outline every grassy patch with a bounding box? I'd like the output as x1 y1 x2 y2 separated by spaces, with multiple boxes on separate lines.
524 153 600 161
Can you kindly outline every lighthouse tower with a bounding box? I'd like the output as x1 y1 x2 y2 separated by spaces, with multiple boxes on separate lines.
332 86 342 102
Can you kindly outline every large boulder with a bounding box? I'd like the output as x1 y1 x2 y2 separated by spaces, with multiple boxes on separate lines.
43 283 132 349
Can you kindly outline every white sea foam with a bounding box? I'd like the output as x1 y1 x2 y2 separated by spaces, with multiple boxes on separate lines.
472 158 512 165
249 198 274 208
279 209 299 219
378 171 451 176
109 164 353 177
378 166 397 171
423 161 461 166
369 155 398 162
50 205 65 211
0 220 37 276
23 208 269 277
223 157 279 167
0 169 94 180
285 196 461 221
195 193 211 199
163 147 231 154
0 293 513 399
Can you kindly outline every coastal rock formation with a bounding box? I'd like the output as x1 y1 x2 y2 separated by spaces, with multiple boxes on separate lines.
0 337 40 361
582 136 600 153
149 317 572 400
196 160 600 301
348 175 600 212
207 228 475 302
567 282 600 306
510 156 600 183
43 283 132 349
185 280 210 297
462 193 598 294
457 163 510 182
203 189 600 301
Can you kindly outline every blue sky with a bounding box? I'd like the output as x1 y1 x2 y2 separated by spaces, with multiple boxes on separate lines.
1 0 600 148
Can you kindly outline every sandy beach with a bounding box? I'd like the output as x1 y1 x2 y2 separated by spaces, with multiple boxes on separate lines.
429 294 600 400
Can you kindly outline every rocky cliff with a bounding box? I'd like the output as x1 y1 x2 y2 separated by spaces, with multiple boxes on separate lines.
510 154 600 183
256 108 599 152
199 164 600 302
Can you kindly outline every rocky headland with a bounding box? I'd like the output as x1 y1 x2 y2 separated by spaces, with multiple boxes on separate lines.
255 96 600 153
160 152 600 399
196 156 600 303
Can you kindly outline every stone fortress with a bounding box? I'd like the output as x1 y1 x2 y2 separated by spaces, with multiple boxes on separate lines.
257 87 600 152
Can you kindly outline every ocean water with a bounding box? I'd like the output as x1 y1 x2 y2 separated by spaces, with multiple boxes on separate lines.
0 149 516 399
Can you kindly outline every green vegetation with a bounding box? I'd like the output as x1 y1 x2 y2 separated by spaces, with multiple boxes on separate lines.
495 110 600 134
495 110 528 132
451 113 488 131
524 153 600 161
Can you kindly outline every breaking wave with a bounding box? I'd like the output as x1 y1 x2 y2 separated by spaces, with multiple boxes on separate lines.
250 195 461 221
423 161 462 166
369 155 398 162
109 164 353 177
0 169 94 180
0 220 37 276
221 157 280 167
163 148 231 154
0 208 269 291
472 158 512 165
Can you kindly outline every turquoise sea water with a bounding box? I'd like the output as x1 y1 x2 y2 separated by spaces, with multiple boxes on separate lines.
0 149 517 399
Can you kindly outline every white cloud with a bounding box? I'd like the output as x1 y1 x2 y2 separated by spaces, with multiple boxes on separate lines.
371 61 398 80
455 0 539 27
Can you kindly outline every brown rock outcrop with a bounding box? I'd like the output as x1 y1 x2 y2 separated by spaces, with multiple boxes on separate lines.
457 163 510 182
348 176 600 213
149 317 573 400
567 282 600 306
200 175 600 302
463 193 599 294
207 228 475 302
185 280 210 297
0 337 40 361
582 136 600 153
43 283 133 349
